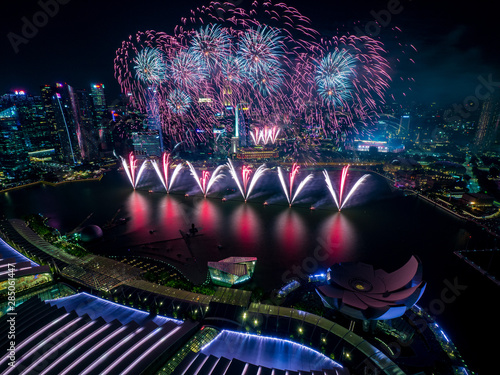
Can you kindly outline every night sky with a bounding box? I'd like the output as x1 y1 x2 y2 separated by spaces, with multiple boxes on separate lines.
1 0 499 106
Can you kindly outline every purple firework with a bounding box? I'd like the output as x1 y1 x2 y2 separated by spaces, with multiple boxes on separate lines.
133 47 167 84
169 50 208 89
237 26 283 75
167 89 191 115
189 24 232 72
114 0 393 149
315 48 356 107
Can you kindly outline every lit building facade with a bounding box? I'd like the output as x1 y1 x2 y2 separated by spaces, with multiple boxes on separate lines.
90 83 112 154
39 83 104 164
316 256 426 320
0 106 29 179
208 257 257 287
40 83 82 164
132 130 162 156
236 148 279 160
73 88 100 161
1 91 52 152
90 83 107 119
473 98 499 153
398 114 410 139
0 260 52 298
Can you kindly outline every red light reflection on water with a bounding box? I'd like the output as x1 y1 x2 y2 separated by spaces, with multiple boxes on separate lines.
126 191 150 233
319 213 357 263
231 204 262 250
195 199 221 235
159 195 186 237
275 209 307 254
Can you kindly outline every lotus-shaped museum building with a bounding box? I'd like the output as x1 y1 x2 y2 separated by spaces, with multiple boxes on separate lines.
316 256 426 320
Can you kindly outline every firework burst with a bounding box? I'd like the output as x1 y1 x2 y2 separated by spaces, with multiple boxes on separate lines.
114 0 394 148
237 26 283 75
133 47 167 84
190 24 232 72
167 89 191 115
315 48 356 107
169 50 208 89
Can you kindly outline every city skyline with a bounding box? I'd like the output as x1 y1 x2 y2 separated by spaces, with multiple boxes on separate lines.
1 0 499 105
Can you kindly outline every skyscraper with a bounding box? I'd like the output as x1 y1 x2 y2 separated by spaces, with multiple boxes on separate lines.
40 83 105 164
54 83 82 164
398 114 410 139
2 91 52 152
145 86 163 153
473 98 499 153
0 106 29 179
40 84 80 164
74 88 100 161
90 83 110 154
132 130 162 156
90 84 107 119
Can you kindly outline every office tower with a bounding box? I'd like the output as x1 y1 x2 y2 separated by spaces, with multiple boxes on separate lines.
54 83 82 164
0 106 29 179
90 83 107 119
40 84 79 164
40 83 104 164
2 91 54 152
398 114 410 139
74 89 100 161
90 83 112 154
145 86 163 153
473 98 499 153
132 130 162 156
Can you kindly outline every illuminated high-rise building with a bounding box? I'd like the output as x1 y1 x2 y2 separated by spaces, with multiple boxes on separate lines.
40 83 104 163
54 83 82 164
1 91 50 151
145 86 163 153
40 84 81 164
473 98 499 153
90 83 111 154
132 130 162 156
398 114 410 139
74 88 99 161
0 106 29 179
90 83 107 118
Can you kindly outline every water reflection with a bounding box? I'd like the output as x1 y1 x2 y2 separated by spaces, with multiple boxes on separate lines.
158 195 187 238
231 203 262 251
274 209 307 254
125 191 151 234
318 212 357 263
195 198 222 235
